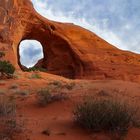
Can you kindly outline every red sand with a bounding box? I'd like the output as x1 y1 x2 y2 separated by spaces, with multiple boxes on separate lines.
0 72 139 140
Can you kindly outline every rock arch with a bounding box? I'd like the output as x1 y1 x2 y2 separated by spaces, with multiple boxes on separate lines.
16 25 82 78
0 0 98 79
1 0 140 81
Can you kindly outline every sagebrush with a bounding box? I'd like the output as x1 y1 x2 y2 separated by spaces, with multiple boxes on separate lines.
36 88 68 106
74 97 140 135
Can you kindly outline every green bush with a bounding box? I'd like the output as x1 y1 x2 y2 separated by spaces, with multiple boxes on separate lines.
26 67 47 72
0 61 15 76
74 97 139 135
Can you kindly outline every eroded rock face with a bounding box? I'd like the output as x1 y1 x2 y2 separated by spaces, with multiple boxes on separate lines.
0 0 140 81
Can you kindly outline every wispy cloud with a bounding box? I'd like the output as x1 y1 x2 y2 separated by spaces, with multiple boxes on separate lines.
20 0 140 67
31 0 140 53
19 40 44 68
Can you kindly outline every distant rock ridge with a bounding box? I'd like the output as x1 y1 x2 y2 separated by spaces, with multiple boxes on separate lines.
0 0 140 81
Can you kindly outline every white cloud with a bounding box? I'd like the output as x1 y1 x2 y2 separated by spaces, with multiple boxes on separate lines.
31 0 127 50
20 0 140 67
19 40 44 68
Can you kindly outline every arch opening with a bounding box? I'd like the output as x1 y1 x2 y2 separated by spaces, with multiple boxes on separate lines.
17 33 80 79
18 40 44 69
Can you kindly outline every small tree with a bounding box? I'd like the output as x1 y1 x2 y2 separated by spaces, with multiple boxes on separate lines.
0 61 15 77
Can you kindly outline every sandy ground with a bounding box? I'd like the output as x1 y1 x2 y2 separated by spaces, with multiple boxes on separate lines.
0 72 140 140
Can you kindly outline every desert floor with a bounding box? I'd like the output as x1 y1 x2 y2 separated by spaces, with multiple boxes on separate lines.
0 71 140 140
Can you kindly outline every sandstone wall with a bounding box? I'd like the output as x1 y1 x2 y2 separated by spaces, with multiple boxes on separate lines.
0 0 140 81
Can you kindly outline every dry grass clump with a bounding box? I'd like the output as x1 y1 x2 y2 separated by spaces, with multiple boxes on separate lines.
0 95 17 139
74 97 140 136
14 89 29 96
0 96 16 116
9 84 19 89
29 73 42 79
65 82 75 90
48 80 75 90
36 88 68 106
48 81 62 88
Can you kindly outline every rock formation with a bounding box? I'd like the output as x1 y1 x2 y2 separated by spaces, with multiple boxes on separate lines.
0 0 140 81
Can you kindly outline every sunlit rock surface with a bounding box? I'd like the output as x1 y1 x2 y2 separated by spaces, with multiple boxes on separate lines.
0 0 140 81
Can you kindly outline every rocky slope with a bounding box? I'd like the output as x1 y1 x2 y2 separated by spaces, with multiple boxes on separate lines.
0 0 140 81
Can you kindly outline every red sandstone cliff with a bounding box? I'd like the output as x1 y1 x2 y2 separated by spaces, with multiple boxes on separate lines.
0 0 140 81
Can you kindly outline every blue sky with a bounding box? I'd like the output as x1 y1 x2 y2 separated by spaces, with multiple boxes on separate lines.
20 0 140 67
19 40 44 67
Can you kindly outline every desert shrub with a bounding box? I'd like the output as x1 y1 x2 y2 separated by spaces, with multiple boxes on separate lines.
50 81 62 87
48 81 75 90
74 97 140 135
36 88 67 106
37 89 52 106
14 89 29 96
0 96 16 116
9 84 19 89
26 67 47 72
0 52 5 58
0 61 15 77
29 73 41 79
0 95 17 139
65 82 75 90
36 67 47 72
